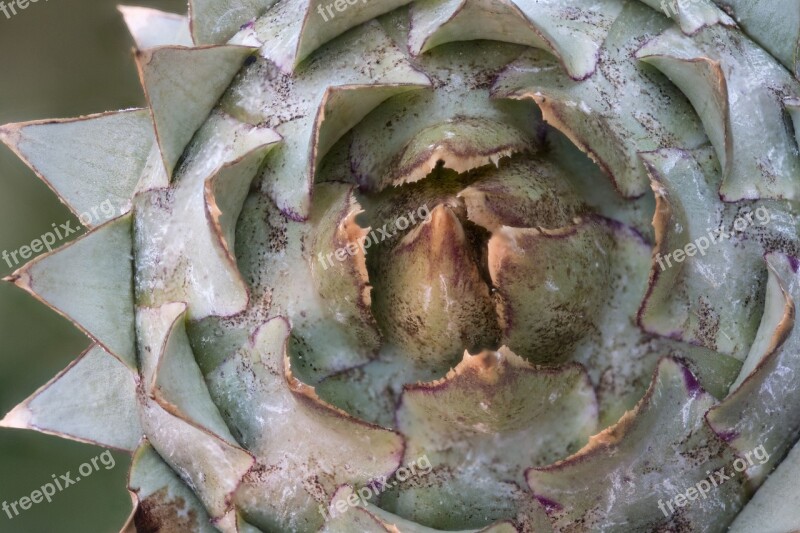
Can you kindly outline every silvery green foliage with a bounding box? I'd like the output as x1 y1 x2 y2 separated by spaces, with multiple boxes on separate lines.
2 0 800 531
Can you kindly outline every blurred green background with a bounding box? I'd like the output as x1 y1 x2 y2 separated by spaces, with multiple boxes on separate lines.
0 1 183 531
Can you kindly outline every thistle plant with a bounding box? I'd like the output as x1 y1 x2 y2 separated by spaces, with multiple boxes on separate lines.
3 0 800 531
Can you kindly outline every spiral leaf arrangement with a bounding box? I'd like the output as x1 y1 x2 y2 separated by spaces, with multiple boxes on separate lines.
2 0 800 531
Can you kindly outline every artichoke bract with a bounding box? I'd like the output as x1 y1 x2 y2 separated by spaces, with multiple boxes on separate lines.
3 0 800 531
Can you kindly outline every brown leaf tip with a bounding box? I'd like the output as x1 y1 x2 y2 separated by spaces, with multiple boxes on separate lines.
0 124 20 148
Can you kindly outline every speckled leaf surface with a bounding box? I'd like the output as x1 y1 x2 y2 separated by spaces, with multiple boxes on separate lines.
408 0 620 81
129 442 220 533
348 21 541 192
489 219 611 364
568 218 741 427
408 0 548 57
6 1 800 531
728 437 800 533
386 347 596 529
370 205 498 374
459 157 585 232
222 20 430 219
235 0 414 72
135 302 256 525
707 253 800 485
710 0 800 78
134 112 281 319
203 318 403 532
638 24 800 201
135 45 258 176
493 2 708 198
308 183 382 356
190 186 380 383
322 485 526 533
150 304 240 445
637 0 734 35
545 129 657 242
638 148 796 359
527 357 746 531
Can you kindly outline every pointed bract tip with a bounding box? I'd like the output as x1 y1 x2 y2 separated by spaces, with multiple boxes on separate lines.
2 270 27 287
0 124 17 147
0 403 32 429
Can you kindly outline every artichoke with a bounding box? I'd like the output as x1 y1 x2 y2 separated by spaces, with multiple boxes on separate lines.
4 0 800 531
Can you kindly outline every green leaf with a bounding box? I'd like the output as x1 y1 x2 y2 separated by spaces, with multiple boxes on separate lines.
348 33 541 193
322 486 529 532
728 437 800 532
489 219 611 364
202 318 403 532
527 357 746 531
568 218 741 426
493 2 709 198
221 21 430 219
638 24 800 201
387 347 596 529
190 0 277 45
707 253 800 485
709 0 800 78
205 125 283 263
149 304 241 445
240 0 414 72
637 0 734 34
459 157 585 232
0 345 142 452
545 129 656 242
128 442 218 533
135 45 258 177
317 355 422 429
118 6 193 48
409 0 623 80
638 148 783 358
308 183 382 355
370 204 498 374
377 118 534 190
6 214 136 367
192 185 377 382
135 302 255 522
0 110 154 227
133 113 281 319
